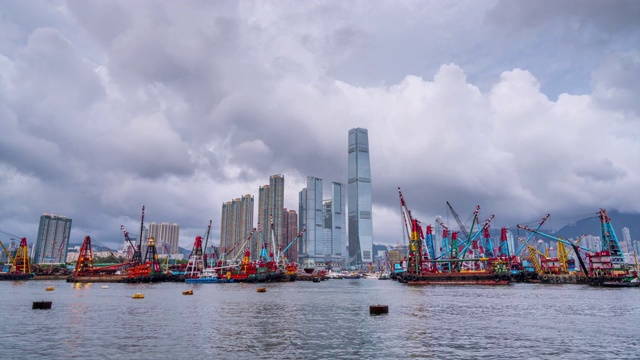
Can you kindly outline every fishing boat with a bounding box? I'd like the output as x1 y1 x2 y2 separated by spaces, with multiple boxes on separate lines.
185 268 230 283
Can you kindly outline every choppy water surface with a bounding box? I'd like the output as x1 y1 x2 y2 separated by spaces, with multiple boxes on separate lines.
1 279 639 359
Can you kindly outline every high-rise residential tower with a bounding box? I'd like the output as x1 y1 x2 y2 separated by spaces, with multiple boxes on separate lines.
348 128 373 267
34 213 72 264
270 174 285 248
220 195 254 260
148 222 180 254
282 209 299 262
257 175 285 259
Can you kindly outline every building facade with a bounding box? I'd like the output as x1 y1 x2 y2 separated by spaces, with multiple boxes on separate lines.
282 209 299 262
270 175 285 249
220 195 254 261
148 222 180 254
321 182 347 268
299 176 323 266
348 128 373 268
34 213 72 264
256 175 285 260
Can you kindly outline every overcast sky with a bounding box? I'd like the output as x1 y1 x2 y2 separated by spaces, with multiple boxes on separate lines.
1 0 638 250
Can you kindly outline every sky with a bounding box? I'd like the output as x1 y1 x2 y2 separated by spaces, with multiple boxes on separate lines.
1 0 639 251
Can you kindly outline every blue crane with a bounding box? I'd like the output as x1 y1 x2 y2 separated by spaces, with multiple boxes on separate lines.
516 224 592 253
598 209 625 264
423 224 436 261
514 214 550 256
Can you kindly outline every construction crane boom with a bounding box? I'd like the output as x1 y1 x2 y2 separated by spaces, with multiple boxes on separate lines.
446 201 473 240
0 240 13 263
458 214 494 258
514 214 550 256
398 187 412 247
202 220 213 268
516 224 591 252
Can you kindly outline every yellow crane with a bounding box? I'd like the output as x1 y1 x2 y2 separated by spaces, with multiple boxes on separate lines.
518 237 544 276
0 240 13 265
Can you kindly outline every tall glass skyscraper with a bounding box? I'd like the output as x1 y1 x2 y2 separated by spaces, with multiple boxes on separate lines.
299 176 323 265
348 128 373 267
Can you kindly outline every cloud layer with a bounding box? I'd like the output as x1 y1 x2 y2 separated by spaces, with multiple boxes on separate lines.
1 1 638 249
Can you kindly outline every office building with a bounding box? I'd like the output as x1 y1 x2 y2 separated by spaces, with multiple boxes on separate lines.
299 176 323 266
321 182 347 268
348 128 373 267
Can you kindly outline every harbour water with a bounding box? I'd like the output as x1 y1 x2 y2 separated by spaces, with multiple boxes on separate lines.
2 279 639 359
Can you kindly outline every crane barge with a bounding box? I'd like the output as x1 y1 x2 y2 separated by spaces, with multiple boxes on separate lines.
0 238 34 281
396 188 510 285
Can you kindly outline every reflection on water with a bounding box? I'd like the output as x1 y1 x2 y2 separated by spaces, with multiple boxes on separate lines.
1 281 639 359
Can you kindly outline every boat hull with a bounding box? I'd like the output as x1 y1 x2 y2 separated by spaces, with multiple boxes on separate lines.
0 273 35 281
401 273 511 286
538 273 589 284
185 277 230 284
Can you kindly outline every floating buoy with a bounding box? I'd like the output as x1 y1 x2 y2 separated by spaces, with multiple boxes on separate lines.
257 287 266 293
45 286 55 291
370 304 389 315
33 301 52 310
101 285 109 289
132 293 144 299
183 289 193 295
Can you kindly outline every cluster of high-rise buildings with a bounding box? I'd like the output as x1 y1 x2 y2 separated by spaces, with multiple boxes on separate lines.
219 128 374 270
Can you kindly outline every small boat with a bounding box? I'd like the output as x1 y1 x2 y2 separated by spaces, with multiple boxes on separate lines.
343 272 361 279
378 272 391 280
182 289 194 295
32 301 52 309
257 287 266 292
45 286 55 291
600 281 640 288
132 293 144 299
184 268 230 283
101 285 109 289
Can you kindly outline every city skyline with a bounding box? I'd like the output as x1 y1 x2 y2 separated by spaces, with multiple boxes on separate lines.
1 2 638 251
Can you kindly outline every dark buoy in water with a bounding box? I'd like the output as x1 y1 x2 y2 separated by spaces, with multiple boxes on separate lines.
370 304 388 315
33 301 52 310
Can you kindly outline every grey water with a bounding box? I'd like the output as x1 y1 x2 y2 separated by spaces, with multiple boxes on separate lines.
1 279 639 359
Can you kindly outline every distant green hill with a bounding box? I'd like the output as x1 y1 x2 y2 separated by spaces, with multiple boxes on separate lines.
551 210 639 241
